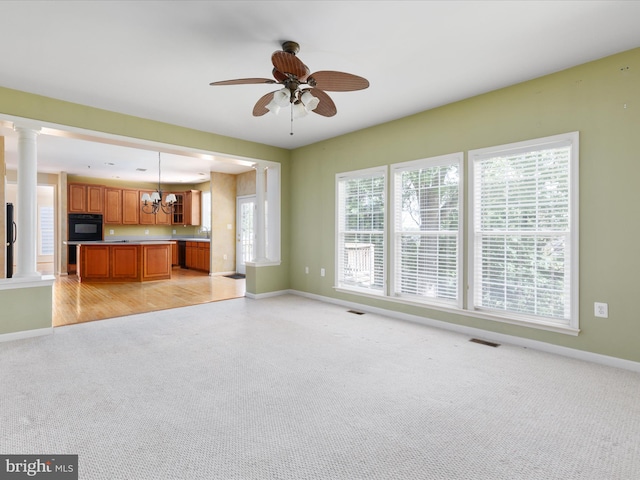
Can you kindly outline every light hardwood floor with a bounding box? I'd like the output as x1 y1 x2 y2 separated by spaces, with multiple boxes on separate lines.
53 267 245 327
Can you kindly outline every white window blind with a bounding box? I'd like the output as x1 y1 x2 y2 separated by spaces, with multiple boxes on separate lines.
336 168 386 294
39 206 54 256
201 191 211 232
470 133 578 326
392 154 462 306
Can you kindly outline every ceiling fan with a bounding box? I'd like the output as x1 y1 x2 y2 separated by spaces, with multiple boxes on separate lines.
209 41 369 123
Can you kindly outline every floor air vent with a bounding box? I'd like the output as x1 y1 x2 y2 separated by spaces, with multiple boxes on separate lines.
469 338 500 348
347 310 365 315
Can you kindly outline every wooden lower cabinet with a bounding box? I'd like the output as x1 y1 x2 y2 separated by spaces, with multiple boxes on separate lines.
185 241 210 272
78 243 172 282
78 245 110 280
171 242 178 266
111 245 140 281
142 244 172 280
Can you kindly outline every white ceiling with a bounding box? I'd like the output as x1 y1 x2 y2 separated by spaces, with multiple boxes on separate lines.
1 0 640 183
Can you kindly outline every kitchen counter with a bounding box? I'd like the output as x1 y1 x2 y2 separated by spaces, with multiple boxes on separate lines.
76 242 173 283
66 238 209 245
66 240 176 245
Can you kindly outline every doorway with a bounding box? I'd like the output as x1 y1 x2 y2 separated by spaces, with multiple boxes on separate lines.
5 184 55 275
236 195 255 275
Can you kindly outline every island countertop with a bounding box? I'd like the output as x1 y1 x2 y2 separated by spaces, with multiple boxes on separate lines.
66 240 176 246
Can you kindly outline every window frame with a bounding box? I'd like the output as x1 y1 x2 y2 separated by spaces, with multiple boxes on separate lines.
335 166 387 296
390 153 464 308
467 132 580 331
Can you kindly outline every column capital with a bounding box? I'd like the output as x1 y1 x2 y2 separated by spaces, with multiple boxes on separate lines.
12 123 42 137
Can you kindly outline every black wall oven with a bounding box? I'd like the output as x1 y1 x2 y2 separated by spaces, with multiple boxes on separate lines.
69 214 103 241
68 214 103 266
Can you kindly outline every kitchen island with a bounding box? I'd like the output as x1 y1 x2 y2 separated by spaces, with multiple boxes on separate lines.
74 241 174 283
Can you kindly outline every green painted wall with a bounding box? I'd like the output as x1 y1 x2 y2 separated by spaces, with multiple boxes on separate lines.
287 47 640 363
0 285 52 334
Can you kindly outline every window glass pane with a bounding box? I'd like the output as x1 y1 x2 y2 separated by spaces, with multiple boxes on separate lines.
472 135 576 325
337 170 385 293
393 156 461 305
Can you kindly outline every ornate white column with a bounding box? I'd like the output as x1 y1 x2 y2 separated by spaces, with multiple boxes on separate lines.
13 125 41 278
254 163 267 262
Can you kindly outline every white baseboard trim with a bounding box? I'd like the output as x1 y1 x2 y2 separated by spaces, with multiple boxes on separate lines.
245 289 291 300
0 327 53 344
286 289 640 373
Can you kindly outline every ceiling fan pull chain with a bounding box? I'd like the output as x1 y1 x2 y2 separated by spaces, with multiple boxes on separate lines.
290 103 294 136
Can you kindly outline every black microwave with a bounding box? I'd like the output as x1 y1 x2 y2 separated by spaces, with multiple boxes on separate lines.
68 214 103 241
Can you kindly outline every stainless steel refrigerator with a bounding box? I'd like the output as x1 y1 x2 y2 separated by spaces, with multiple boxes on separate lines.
6 203 16 278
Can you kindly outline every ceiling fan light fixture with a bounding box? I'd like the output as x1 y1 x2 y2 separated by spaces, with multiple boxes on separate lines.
266 99 281 115
300 91 319 111
292 101 309 119
276 88 291 106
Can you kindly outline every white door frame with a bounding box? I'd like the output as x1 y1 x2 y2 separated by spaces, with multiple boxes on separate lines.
236 195 255 274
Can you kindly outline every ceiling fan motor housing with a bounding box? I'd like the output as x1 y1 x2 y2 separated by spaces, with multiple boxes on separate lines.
281 41 300 55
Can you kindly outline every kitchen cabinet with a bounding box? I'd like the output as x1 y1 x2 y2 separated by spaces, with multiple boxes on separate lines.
111 245 140 281
104 188 140 225
77 242 172 282
185 241 209 272
104 188 122 224
172 190 201 226
171 242 178 266
77 244 110 280
198 242 210 272
122 189 140 225
140 191 172 225
186 241 195 269
141 243 173 281
68 183 104 213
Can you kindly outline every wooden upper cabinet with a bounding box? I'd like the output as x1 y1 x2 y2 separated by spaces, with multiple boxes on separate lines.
86 185 104 213
140 191 172 225
68 184 86 212
172 190 201 226
68 183 104 213
104 188 122 224
122 189 140 225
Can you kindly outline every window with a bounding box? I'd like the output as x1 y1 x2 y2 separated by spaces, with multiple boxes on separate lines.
201 191 211 232
39 206 54 256
468 132 579 329
391 153 462 307
334 132 578 333
336 167 386 294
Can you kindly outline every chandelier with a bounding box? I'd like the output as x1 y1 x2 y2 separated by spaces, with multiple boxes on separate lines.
141 152 177 215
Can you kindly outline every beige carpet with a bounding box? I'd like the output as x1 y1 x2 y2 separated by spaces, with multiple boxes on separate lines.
1 294 639 479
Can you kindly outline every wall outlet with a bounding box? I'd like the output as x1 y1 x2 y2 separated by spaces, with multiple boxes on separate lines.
594 302 609 318
173 229 176 234
305 266 309 274
144 229 149 235
223 254 227 260
109 229 114 235
320 268 325 277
